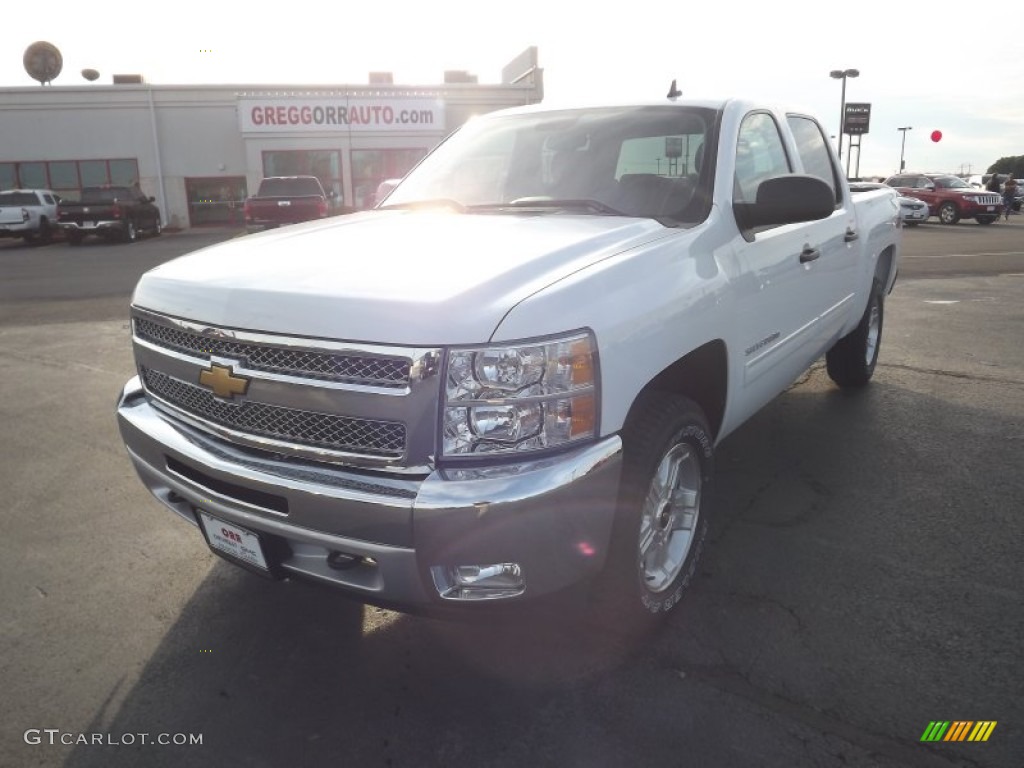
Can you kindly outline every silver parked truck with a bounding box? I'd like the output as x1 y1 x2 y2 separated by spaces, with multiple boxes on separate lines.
117 97 900 629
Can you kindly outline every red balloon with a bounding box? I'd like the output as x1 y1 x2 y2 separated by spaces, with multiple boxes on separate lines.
931 130 942 142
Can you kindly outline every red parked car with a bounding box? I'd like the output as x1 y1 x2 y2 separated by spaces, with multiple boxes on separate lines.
883 173 1002 225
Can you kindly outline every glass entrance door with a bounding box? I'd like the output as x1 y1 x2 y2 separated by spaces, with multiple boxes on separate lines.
186 177 248 227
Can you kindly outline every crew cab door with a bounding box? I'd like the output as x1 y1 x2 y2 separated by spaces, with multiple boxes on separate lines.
727 111 852 417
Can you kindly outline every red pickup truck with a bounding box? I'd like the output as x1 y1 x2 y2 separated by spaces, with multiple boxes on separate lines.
243 176 331 232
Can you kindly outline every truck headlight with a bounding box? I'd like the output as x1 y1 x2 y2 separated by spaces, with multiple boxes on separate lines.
441 331 598 457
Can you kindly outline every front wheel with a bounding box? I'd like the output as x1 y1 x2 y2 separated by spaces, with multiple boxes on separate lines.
826 279 883 388
938 202 960 225
976 216 997 225
593 393 714 633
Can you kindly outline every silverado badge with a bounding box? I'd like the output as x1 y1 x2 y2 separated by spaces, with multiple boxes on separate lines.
198 363 249 399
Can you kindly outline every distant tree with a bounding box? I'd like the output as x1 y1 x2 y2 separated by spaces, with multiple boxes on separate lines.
987 155 1024 176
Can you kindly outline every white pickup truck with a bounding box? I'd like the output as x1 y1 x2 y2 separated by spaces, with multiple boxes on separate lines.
117 97 900 627
0 188 60 244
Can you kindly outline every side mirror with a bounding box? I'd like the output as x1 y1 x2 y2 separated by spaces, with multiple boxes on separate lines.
147 196 156 203
733 174 834 230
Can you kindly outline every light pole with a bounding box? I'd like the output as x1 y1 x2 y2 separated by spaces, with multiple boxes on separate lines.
830 68 860 162
897 126 912 173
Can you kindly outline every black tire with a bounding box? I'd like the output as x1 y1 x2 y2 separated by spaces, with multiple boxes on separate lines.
152 219 162 237
123 220 137 243
976 216 997 225
938 202 960 225
38 217 53 244
826 278 883 388
592 392 714 634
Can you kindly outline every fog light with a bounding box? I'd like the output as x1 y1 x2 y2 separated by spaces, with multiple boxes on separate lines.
430 563 525 600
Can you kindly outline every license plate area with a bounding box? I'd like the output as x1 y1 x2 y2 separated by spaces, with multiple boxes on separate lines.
197 510 286 578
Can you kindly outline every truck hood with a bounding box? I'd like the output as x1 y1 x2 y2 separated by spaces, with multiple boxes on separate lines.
133 210 673 345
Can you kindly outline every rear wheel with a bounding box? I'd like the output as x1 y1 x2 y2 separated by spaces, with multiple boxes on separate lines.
826 278 883 388
123 220 137 243
67 231 83 246
592 393 713 636
938 202 960 225
38 217 53 243
152 219 162 236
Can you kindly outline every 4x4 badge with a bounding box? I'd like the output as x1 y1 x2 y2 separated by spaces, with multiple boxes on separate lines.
198 363 249 399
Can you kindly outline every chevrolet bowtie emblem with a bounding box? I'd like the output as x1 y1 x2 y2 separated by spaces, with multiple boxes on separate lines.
198 363 249 399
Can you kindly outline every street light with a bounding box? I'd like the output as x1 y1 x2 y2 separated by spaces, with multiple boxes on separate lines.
829 68 860 162
897 126 912 173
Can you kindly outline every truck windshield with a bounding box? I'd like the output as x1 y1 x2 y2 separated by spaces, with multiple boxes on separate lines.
382 105 718 226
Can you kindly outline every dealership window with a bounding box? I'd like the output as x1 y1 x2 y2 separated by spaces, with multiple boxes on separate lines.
0 159 139 199
48 161 80 194
0 164 15 191
18 162 48 189
262 150 342 209
351 149 427 209
186 177 248 227
80 161 109 187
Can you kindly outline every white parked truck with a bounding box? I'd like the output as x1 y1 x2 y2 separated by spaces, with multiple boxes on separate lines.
0 188 60 244
117 97 900 626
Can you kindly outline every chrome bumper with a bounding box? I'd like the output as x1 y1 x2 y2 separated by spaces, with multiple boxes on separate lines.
116 376 623 608
60 220 122 232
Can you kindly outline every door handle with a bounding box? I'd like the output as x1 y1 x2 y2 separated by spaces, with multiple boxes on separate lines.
844 228 859 242
799 245 821 263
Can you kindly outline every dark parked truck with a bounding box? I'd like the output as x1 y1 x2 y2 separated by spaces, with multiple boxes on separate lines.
58 185 162 244
243 176 330 232
117 97 901 632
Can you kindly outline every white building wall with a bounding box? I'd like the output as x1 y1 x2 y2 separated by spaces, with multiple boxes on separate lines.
0 66 542 229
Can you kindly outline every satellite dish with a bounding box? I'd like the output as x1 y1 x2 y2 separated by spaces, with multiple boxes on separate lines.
81 68 100 82
24 41 63 85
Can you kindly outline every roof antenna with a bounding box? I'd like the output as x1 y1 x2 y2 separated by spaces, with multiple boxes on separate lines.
667 79 682 100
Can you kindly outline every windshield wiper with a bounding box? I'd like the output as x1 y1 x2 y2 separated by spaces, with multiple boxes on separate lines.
473 198 627 216
379 198 466 213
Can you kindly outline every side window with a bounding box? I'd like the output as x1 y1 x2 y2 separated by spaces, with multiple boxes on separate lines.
786 115 841 204
43 194 55 205
733 112 791 204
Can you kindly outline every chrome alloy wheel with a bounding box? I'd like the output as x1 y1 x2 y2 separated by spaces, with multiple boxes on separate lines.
865 299 880 367
638 442 702 593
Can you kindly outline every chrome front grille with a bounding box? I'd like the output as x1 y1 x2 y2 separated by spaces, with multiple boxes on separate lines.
977 194 1002 205
140 366 407 458
135 316 410 388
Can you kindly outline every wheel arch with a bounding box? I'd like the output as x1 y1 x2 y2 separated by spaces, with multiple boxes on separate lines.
875 244 897 295
623 340 728 442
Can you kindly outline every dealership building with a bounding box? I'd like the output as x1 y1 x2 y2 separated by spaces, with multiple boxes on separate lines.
0 48 542 229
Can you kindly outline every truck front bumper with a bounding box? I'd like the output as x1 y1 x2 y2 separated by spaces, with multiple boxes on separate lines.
116 376 623 610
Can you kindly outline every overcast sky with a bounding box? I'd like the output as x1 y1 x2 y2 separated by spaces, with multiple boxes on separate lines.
5 0 1023 178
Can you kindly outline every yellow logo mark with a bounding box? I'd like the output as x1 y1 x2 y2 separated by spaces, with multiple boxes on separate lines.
198 364 249 399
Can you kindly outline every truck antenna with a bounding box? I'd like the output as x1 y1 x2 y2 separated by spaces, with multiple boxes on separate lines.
667 79 682 100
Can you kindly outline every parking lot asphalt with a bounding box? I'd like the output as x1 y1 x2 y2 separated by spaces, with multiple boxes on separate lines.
1 222 1022 767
